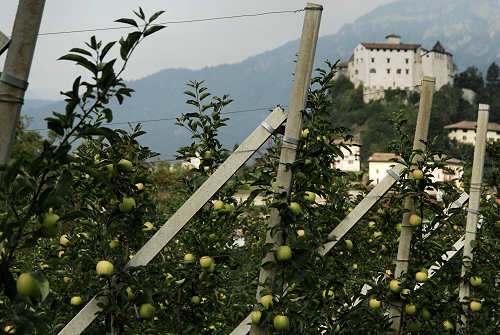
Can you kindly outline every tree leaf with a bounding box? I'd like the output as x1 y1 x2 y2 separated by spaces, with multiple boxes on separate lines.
143 25 165 37
149 11 165 23
99 41 116 61
69 48 92 56
115 18 138 27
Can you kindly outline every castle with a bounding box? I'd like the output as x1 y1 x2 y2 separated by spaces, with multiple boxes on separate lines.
336 35 454 102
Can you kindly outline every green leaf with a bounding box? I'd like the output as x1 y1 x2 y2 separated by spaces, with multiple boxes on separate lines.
184 91 196 98
115 18 138 27
69 48 92 56
77 127 121 145
143 25 165 37
149 10 165 23
102 108 113 123
99 41 116 61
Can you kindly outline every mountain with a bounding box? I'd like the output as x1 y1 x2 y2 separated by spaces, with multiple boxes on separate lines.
22 0 500 160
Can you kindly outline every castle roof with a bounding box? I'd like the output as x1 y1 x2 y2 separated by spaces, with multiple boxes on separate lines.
361 42 421 51
444 121 500 131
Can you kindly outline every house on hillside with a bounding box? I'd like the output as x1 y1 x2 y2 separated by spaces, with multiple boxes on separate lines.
332 139 361 172
444 121 500 145
336 35 453 102
368 153 463 190
368 152 399 184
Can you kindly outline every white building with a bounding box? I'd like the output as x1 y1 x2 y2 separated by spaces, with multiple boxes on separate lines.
444 121 500 145
332 139 361 172
337 35 454 102
368 152 399 184
368 153 463 189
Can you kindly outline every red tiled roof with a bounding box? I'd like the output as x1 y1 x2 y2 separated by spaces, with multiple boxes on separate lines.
361 42 421 51
444 121 500 131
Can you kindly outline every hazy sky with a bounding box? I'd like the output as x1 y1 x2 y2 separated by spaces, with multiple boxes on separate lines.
0 0 394 100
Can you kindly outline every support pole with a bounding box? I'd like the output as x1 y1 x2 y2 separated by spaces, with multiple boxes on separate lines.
0 30 10 56
0 0 46 166
389 76 435 333
458 104 489 328
250 3 322 335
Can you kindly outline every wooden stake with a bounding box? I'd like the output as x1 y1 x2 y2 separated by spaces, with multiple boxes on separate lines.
390 76 435 333
250 4 322 334
0 0 46 166
58 108 287 335
458 104 489 328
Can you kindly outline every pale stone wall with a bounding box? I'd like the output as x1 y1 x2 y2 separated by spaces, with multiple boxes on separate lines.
334 144 361 172
368 161 397 184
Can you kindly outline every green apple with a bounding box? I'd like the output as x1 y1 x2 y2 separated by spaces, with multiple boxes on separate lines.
42 213 60 237
296 229 305 237
373 231 382 238
213 200 224 211
191 296 200 304
368 221 376 229
469 276 482 287
305 158 312 165
109 239 119 249
276 245 292 261
126 286 135 301
184 253 195 264
273 315 289 331
139 303 155 320
223 203 234 213
103 164 117 178
322 289 334 299
142 222 154 231
389 280 402 293
70 296 82 306
396 223 402 232
208 262 216 273
415 272 428 282
470 300 481 312
400 288 410 299
301 128 310 138
59 234 70 246
203 151 212 160
409 214 421 226
304 191 316 202
421 308 431 320
412 169 424 180
16 273 40 297
4 325 15 334
199 256 213 269
442 320 453 330
118 159 133 171
251 310 262 324
352 263 358 270
96 260 114 277
135 182 144 190
119 197 136 213
344 239 353 250
405 304 417 315
288 202 301 214
369 298 381 309
63 276 71 283
260 294 273 309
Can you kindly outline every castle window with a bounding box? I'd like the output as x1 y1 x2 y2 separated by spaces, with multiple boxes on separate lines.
405 58 409 64
355 70 359 75
406 69 409 74
370 68 376 73
397 69 402 74
371 58 375 63
463 136 466 141
387 69 391 74
386 58 390 63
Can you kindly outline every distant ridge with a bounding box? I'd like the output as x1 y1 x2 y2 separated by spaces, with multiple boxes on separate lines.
23 0 499 159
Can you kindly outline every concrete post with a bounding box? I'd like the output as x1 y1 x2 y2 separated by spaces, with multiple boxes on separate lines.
389 76 435 333
250 3 322 335
458 104 489 328
0 0 46 166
